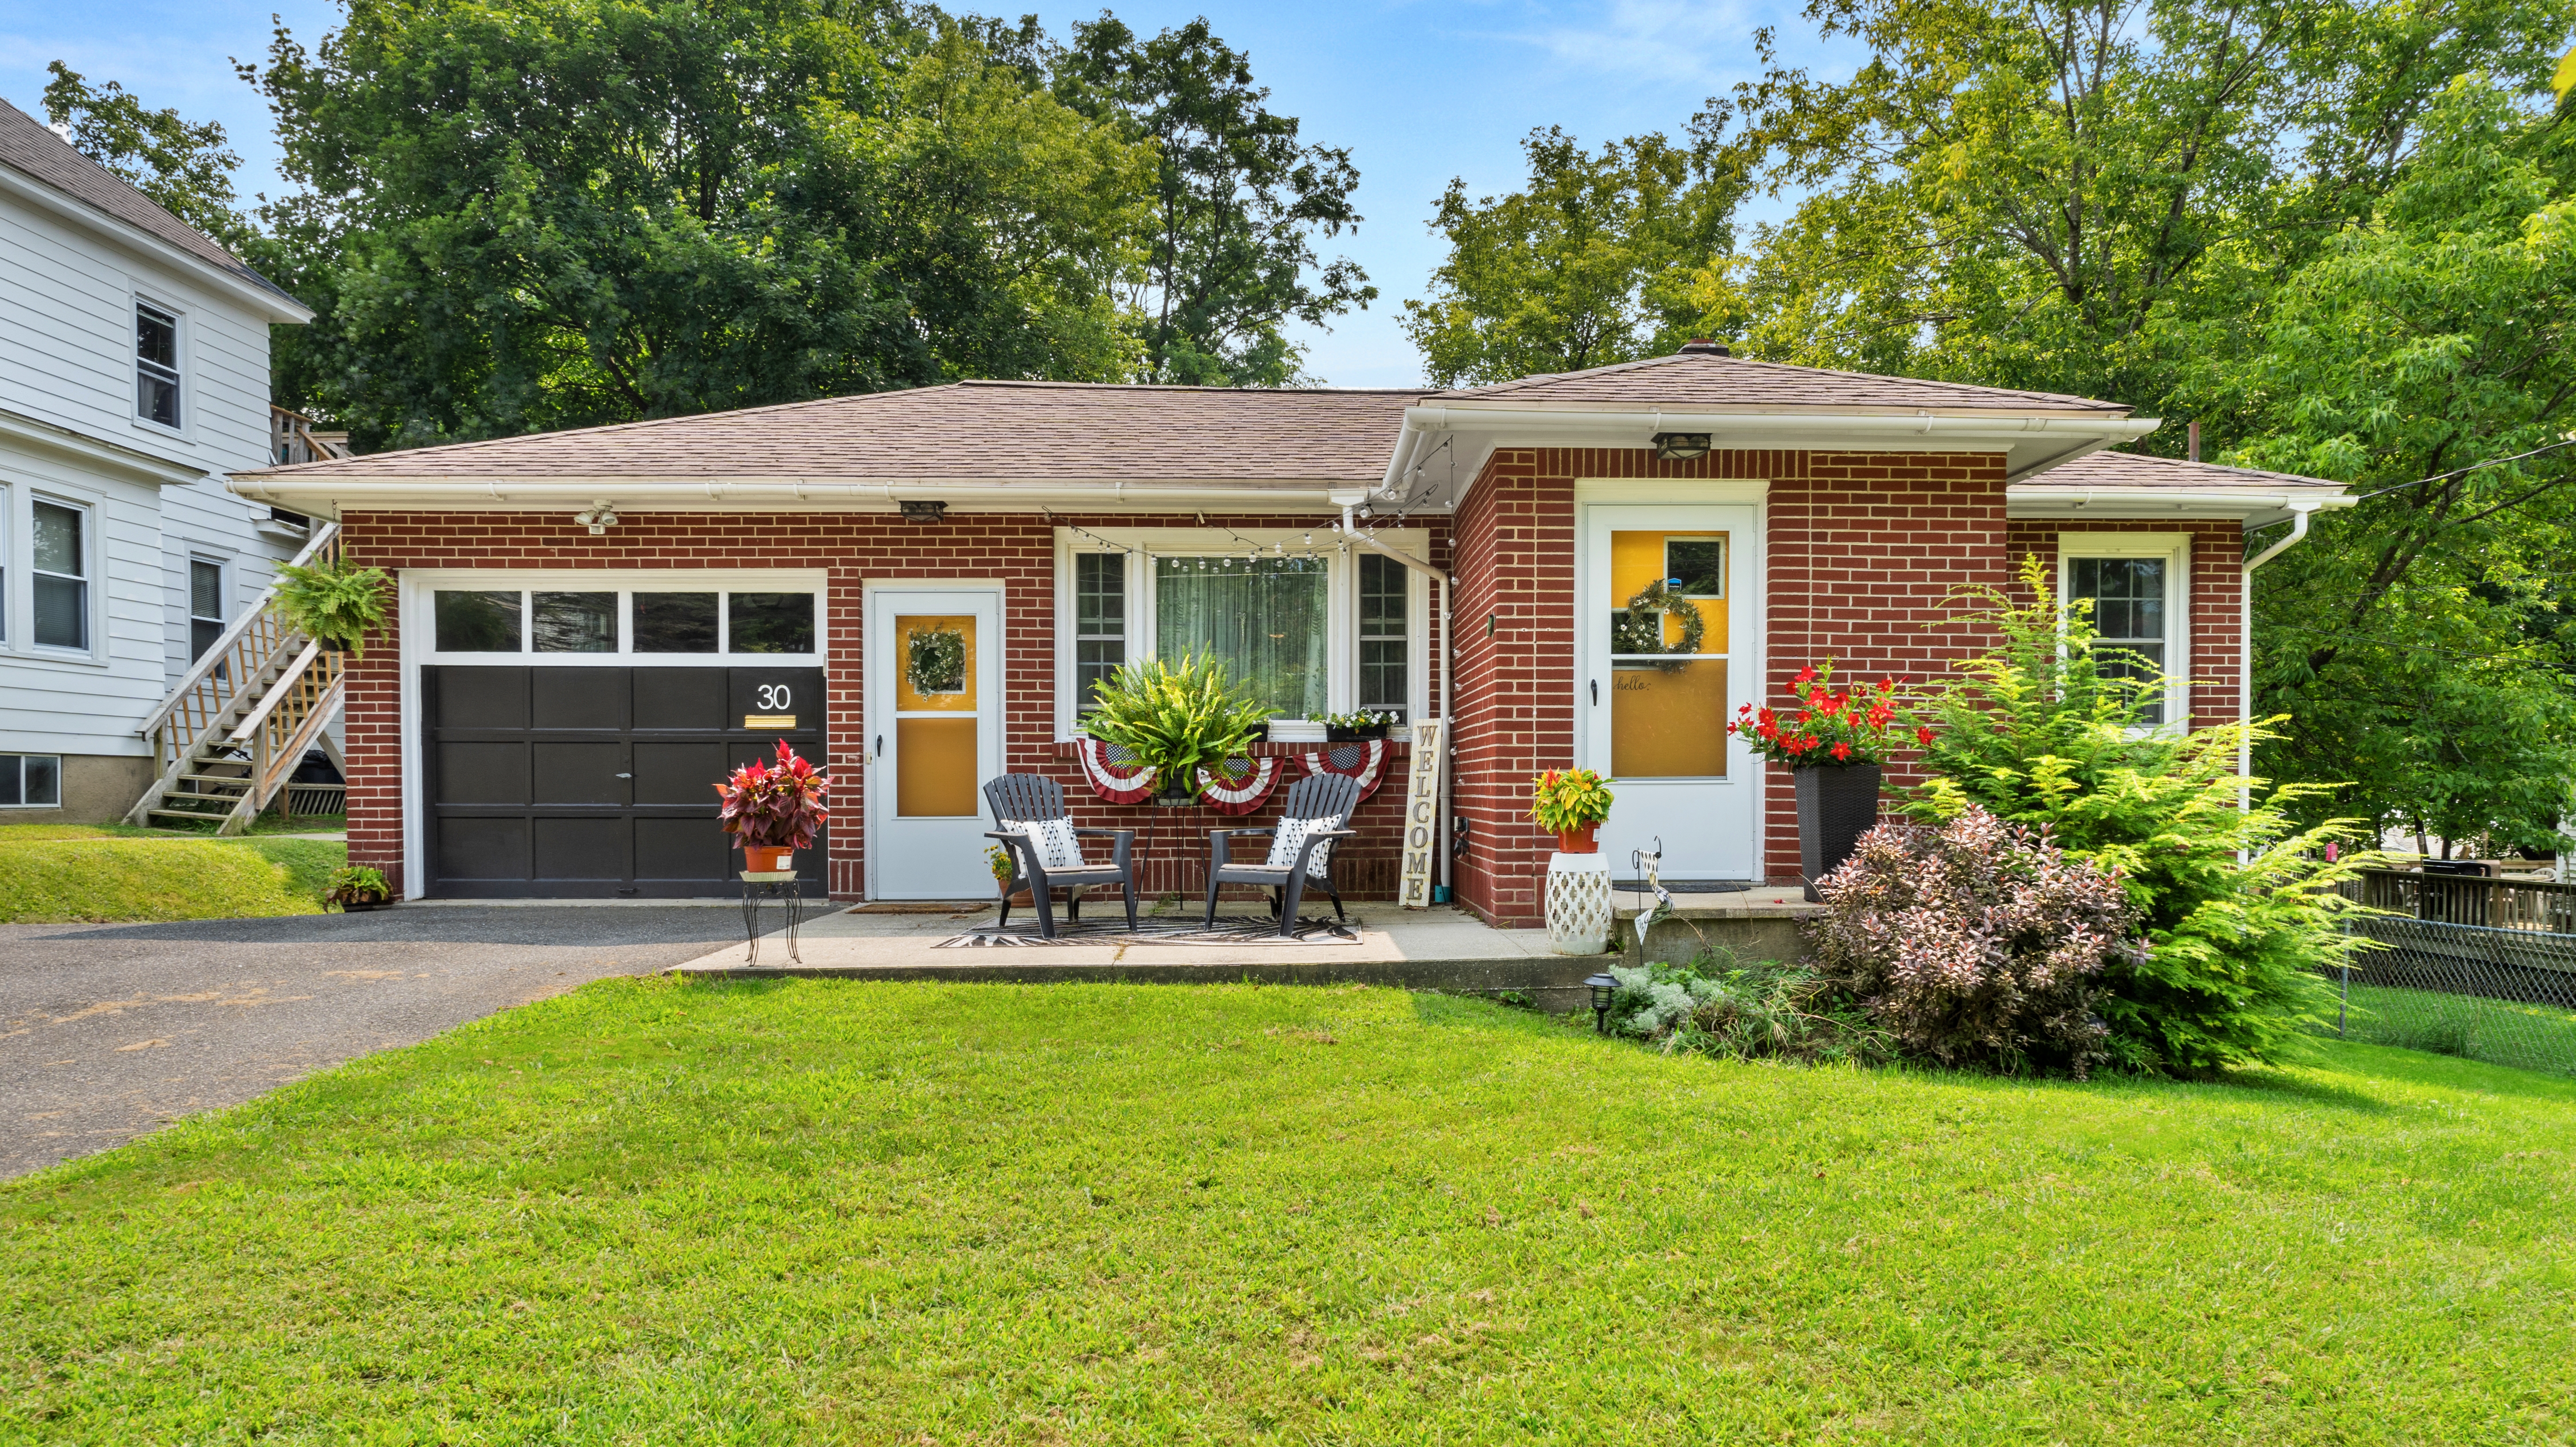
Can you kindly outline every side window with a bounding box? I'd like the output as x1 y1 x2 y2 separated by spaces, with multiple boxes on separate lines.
32 500 89 651
1357 552 1409 720
2069 554 2171 725
190 558 226 659
1074 552 1126 709
136 301 182 428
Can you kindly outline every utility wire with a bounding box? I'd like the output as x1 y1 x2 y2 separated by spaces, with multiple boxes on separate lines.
2343 433 2576 504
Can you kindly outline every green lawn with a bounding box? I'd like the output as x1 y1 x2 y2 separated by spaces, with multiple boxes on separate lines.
0 827 345 922
2331 980 2576 1078
6 981 2574 1444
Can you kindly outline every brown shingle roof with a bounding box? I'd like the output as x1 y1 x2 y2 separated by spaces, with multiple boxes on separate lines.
236 380 1437 482
0 96 301 309
2023 449 2347 491
1439 351 2131 414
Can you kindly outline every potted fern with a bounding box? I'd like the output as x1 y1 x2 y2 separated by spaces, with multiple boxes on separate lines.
1083 655 1272 806
325 864 393 911
271 557 393 654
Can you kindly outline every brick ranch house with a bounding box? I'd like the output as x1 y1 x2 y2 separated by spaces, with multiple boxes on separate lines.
229 345 2352 924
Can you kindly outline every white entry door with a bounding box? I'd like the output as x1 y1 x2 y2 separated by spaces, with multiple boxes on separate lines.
866 587 1003 899
1576 503 1762 881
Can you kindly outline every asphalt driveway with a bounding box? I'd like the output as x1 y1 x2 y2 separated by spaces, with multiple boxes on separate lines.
0 905 777 1179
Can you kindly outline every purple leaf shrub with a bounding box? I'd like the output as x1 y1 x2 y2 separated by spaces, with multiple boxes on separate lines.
1804 805 2143 1078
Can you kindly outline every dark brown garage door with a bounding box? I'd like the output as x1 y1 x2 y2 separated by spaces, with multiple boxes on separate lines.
425 666 827 898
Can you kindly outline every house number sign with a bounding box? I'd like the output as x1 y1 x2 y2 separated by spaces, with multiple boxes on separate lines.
1397 719 1444 909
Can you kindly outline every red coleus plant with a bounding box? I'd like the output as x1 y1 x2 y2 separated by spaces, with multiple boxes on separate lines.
1725 660 1932 768
714 740 831 850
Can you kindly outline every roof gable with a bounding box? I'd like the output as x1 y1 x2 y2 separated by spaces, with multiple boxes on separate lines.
1437 351 2131 415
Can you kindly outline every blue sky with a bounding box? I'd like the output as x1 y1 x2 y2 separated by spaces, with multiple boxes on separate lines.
0 0 1864 387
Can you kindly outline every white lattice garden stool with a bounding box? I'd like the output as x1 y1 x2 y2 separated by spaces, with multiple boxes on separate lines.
1545 850 1615 955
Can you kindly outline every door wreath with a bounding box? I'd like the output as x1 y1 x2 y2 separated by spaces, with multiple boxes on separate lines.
905 626 967 695
1610 582 1704 671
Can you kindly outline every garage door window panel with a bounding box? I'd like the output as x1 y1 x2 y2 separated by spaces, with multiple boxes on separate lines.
437 591 524 652
534 592 616 653
634 593 719 652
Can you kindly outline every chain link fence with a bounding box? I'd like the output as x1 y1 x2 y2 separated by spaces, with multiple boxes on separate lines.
2325 870 2576 1077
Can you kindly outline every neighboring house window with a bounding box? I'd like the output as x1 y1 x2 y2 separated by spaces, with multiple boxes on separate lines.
1073 552 1126 710
135 301 182 428
32 500 89 651
2062 536 2189 728
1358 552 1409 720
1060 530 1427 731
0 754 63 807
190 558 226 659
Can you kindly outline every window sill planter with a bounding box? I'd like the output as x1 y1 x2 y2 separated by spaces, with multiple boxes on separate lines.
1793 764 1883 902
1546 851 1614 955
1324 723 1392 743
1265 720 1327 744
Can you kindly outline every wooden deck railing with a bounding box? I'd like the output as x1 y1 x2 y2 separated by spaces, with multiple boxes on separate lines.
2343 868 2576 936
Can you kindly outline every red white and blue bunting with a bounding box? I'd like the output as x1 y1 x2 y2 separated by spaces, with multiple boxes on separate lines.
1301 740 1392 802
1194 756 1282 815
1075 739 1158 804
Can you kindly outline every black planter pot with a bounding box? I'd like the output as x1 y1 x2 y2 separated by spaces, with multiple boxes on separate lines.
1153 779 1200 808
1793 764 1883 902
1324 724 1391 742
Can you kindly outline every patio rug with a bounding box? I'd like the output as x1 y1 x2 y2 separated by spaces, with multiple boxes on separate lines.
935 915 1363 947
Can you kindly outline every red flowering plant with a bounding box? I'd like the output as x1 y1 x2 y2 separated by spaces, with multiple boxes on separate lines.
714 740 831 851
1725 661 1931 768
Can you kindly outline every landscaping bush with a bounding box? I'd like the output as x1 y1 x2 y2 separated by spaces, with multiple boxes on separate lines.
1806 806 2139 1078
1603 949 1892 1065
1909 558 2380 1076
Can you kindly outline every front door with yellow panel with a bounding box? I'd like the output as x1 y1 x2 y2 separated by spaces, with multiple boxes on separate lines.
1577 504 1761 882
866 588 1003 899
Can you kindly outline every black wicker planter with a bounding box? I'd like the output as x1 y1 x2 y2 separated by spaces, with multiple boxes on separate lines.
1324 723 1391 742
1794 764 1883 902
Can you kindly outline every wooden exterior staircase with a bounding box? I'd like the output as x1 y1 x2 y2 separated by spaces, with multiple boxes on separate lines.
126 522 349 833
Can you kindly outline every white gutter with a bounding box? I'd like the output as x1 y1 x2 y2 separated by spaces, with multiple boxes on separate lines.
225 478 1371 519
2239 504 2321 816
1338 504 1455 899
2012 488 2361 521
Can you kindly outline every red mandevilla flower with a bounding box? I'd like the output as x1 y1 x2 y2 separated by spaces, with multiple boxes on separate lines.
1916 725 1935 747
1831 741 1853 761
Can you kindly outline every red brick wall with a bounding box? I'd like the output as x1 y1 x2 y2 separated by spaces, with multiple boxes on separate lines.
1447 447 2015 923
337 509 1445 901
2005 519 2246 730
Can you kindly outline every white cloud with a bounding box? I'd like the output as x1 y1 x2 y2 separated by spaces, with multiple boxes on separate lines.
1511 0 1764 89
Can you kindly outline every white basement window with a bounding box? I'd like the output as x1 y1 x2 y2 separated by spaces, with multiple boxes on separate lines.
0 754 62 807
1056 527 1429 733
2059 533 2190 728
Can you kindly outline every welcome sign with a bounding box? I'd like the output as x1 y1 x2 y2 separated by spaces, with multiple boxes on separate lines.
1398 719 1444 909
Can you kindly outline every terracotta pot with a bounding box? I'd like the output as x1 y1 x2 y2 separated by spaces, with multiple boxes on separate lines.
1551 821 1601 854
742 844 795 874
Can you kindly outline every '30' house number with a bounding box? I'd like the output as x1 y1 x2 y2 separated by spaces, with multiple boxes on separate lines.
754 683 792 710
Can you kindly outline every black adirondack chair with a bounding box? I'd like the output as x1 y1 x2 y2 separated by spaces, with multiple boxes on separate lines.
982 774 1137 938
1203 771 1363 936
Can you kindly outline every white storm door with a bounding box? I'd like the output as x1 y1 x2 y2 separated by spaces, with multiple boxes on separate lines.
866 587 1003 899
1575 504 1762 882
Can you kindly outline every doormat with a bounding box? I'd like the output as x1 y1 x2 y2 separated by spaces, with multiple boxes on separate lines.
936 915 1363 947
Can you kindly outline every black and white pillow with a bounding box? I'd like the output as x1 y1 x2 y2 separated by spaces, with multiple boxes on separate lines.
1266 814 1344 880
1008 818 1087 872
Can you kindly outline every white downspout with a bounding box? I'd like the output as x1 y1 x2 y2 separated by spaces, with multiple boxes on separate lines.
2240 503 2317 813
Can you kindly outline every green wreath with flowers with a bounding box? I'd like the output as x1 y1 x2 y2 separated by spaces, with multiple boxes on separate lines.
1610 582 1705 672
906 626 967 695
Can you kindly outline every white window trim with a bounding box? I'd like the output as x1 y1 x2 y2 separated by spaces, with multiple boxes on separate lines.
27 490 101 662
2057 532 2191 731
1051 526 1430 740
0 753 66 810
129 289 193 442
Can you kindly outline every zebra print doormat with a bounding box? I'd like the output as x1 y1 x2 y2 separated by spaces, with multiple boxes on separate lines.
935 915 1364 947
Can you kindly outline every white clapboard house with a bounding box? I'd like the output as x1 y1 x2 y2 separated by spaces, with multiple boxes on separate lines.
0 95 348 828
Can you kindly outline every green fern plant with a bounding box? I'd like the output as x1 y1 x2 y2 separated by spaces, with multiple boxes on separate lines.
271 558 392 656
1083 655 1271 791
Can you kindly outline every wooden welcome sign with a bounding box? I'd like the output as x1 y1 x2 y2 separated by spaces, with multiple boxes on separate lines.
1398 720 1444 909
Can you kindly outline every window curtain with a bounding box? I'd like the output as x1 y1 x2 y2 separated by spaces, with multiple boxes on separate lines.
1155 556 1327 719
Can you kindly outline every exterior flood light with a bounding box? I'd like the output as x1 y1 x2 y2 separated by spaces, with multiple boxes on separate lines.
1652 432 1712 462
572 499 620 534
900 500 949 523
1584 971 1620 1034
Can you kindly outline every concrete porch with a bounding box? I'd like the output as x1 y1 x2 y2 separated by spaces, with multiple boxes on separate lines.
667 887 1822 1011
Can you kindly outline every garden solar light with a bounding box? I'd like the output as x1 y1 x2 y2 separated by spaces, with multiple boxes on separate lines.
1584 972 1618 1034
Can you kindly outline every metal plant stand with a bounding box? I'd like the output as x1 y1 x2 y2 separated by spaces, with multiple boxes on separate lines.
739 871 804 967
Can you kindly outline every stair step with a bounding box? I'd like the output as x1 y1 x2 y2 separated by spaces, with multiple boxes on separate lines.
166 792 247 806
146 809 233 824
178 772 253 785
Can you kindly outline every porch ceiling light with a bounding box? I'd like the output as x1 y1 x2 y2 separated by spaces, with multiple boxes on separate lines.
1584 971 1620 1034
572 499 620 534
1652 432 1713 462
900 500 949 523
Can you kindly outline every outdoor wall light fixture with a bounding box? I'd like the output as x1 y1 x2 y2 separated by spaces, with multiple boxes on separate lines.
1652 432 1713 462
900 500 949 523
1584 972 1620 1034
572 499 620 534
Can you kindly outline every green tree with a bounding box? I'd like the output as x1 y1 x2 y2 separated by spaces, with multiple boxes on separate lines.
1058 14 1375 386
1401 127 1736 388
247 0 1153 449
2197 79 2576 852
40 61 255 252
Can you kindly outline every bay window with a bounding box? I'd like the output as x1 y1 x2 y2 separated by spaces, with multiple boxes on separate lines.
1058 528 1428 733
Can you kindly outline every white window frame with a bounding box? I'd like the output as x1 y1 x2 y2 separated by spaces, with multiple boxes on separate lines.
2057 532 2191 731
27 491 99 660
1052 526 1430 739
406 571 829 667
0 753 65 810
131 291 190 438
188 552 230 661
